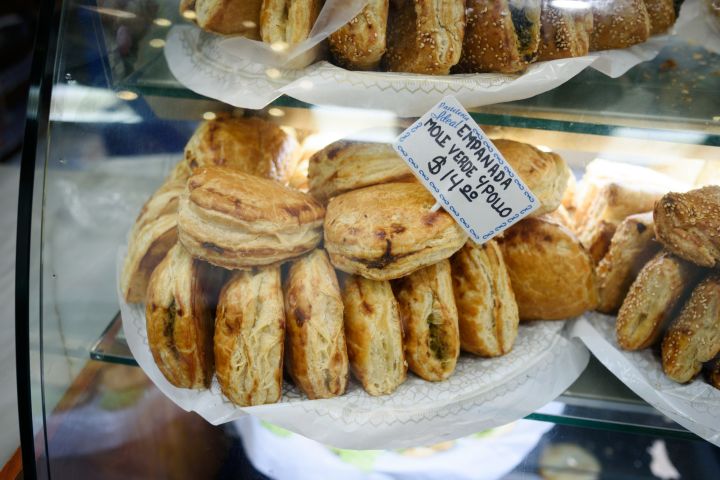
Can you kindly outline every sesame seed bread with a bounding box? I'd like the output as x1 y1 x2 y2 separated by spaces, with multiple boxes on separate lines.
329 0 389 70
537 0 593 61
589 0 650 51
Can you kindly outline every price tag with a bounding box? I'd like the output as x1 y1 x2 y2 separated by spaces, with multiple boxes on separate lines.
393 96 539 244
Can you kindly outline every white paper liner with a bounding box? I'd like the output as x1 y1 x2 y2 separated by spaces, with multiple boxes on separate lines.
571 313 720 447
675 0 720 54
117 247 589 449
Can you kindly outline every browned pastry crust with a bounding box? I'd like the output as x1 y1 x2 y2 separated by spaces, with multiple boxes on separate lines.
308 141 414 202
654 186 720 268
130 181 185 238
597 212 661 313
662 274 720 383
342 275 407 395
499 215 598 320
493 139 571 216
184 116 299 185
215 267 285 406
384 0 465 74
393 260 460 381
451 240 519 357
324 183 467 280
146 244 224 389
589 0 651 51
260 0 324 46
616 251 702 351
189 0 263 38
455 0 541 74
537 0 593 61
283 249 349 399
581 220 617 264
329 0 389 70
178 167 325 269
644 0 677 35
705 357 720 390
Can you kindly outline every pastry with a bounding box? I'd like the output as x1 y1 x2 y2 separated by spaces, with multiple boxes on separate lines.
654 186 720 268
260 0 323 46
662 274 720 383
324 182 467 280
499 215 598 320
393 259 460 381
597 212 661 313
187 0 263 38
589 0 651 51
384 0 465 74
455 0 541 73
705 357 720 389
616 251 702 351
342 275 406 395
283 249 349 399
329 0 389 70
644 0 680 35
129 180 185 238
184 116 299 185
451 240 519 357
215 266 285 406
146 243 225 389
493 139 571 216
308 141 414 202
178 167 325 269
537 0 593 61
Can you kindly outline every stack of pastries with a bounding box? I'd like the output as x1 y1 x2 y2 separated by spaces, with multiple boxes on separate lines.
123 116 607 407
180 0 683 74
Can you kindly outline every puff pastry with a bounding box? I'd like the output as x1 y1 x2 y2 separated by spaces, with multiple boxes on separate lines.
188 0 263 38
654 186 720 268
456 0 541 73
597 212 660 313
146 243 225 389
215 266 285 406
308 141 414 202
662 274 720 383
616 252 702 351
499 215 598 320
384 0 465 74
178 167 325 269
589 0 650 51
393 259 460 381
451 240 519 357
493 139 571 216
260 0 323 46
329 0 389 70
324 183 467 280
537 0 593 61
283 249 349 399
184 116 299 185
342 275 406 395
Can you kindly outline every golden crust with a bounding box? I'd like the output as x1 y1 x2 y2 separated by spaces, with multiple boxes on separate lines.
384 0 465 74
644 0 677 35
616 251 702 351
341 275 406 396
499 215 598 320
129 181 185 239
329 0 389 70
260 0 323 45
451 240 519 357
324 183 467 280
493 139 571 216
146 244 224 389
579 220 617 264
184 116 299 185
308 141 414 202
215 266 285 406
537 0 593 61
662 274 720 383
590 0 650 51
283 249 349 399
597 212 660 313
654 186 720 268
177 167 325 269
393 260 460 381
192 0 263 38
455 0 541 74
705 357 720 390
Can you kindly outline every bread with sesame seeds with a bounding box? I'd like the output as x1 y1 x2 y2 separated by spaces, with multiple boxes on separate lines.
705 357 720 389
654 186 720 268
329 0 389 70
661 274 720 384
644 0 680 35
455 0 542 74
537 0 593 61
589 0 651 51
187 0 263 38
384 0 466 74
260 0 324 46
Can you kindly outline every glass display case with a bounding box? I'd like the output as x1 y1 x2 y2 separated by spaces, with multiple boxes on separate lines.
16 0 720 479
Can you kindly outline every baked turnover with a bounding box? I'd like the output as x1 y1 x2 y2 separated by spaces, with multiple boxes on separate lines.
589 0 650 51
184 0 263 38
329 0 389 70
260 0 324 46
537 0 593 61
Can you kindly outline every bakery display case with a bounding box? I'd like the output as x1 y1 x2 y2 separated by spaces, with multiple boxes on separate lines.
16 0 720 479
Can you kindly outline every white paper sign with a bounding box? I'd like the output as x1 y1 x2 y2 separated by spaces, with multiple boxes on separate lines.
393 96 539 243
